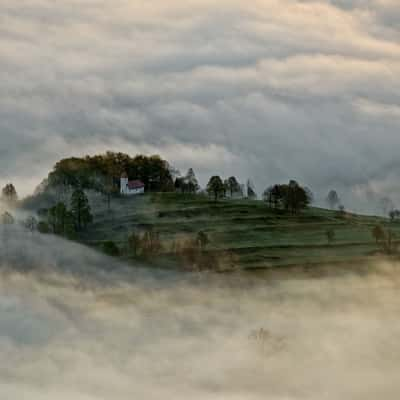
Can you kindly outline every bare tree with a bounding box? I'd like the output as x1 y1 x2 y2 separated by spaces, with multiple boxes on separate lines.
326 190 340 210
381 197 395 217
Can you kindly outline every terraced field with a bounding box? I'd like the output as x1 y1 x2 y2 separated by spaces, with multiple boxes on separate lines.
77 192 399 270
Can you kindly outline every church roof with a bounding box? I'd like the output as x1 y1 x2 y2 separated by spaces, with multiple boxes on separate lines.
128 180 145 189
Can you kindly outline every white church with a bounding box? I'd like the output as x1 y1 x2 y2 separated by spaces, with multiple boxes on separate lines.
120 172 145 196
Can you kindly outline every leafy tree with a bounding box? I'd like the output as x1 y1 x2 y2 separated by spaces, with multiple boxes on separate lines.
94 173 119 211
1 184 18 204
207 176 225 202
45 152 174 195
70 189 92 231
47 202 74 236
264 181 312 214
174 168 200 194
263 185 283 209
372 225 385 244
283 180 312 214
48 158 92 192
174 177 185 193
226 176 241 197
326 190 340 210
185 168 200 193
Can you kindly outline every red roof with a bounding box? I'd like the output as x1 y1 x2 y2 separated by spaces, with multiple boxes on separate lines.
128 180 145 189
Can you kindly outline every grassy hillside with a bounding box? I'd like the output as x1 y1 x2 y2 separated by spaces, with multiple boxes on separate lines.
75 192 396 270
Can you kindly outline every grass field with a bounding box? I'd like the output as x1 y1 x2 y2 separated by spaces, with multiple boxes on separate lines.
75 192 400 270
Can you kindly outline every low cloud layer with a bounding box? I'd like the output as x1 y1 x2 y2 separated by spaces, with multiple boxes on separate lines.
2 228 400 398
1 0 400 211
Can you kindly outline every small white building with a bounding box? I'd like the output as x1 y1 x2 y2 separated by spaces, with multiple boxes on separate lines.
120 172 145 196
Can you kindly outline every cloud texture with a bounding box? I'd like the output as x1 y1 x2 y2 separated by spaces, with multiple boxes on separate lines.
1 0 399 211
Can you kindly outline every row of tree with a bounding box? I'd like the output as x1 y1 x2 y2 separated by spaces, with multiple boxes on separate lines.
176 170 251 200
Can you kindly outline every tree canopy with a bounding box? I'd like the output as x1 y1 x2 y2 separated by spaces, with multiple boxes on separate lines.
46 152 174 194
207 176 225 201
326 190 340 210
70 188 93 231
263 180 312 214
175 168 200 194
1 184 18 204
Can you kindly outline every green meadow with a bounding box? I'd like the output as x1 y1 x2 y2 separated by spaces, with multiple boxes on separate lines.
77 192 396 270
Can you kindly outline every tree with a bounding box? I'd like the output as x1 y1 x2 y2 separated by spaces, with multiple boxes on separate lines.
247 179 257 199
127 232 141 256
372 225 385 244
45 152 174 195
140 229 162 256
97 173 119 212
226 176 241 198
23 216 38 233
389 209 400 222
223 179 229 198
197 231 210 250
70 188 92 231
184 168 200 193
381 197 394 217
283 180 312 214
47 202 74 236
325 229 335 245
174 177 185 193
206 176 225 202
1 184 18 205
1 212 14 225
326 190 340 210
263 181 312 213
383 229 398 254
263 185 283 209
337 204 346 217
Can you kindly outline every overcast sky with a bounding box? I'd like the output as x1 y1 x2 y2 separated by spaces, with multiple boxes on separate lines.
1 0 399 212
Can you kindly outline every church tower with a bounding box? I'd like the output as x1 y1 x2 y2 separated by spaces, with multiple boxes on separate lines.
120 172 129 195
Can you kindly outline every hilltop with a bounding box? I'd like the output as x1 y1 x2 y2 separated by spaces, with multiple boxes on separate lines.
12 152 399 272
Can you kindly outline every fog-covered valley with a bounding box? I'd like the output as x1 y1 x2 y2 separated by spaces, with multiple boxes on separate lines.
1 228 400 399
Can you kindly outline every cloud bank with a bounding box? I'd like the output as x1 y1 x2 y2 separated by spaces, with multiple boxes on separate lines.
1 0 400 211
2 228 400 398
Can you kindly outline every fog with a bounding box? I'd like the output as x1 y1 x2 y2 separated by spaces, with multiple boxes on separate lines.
0 227 400 399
